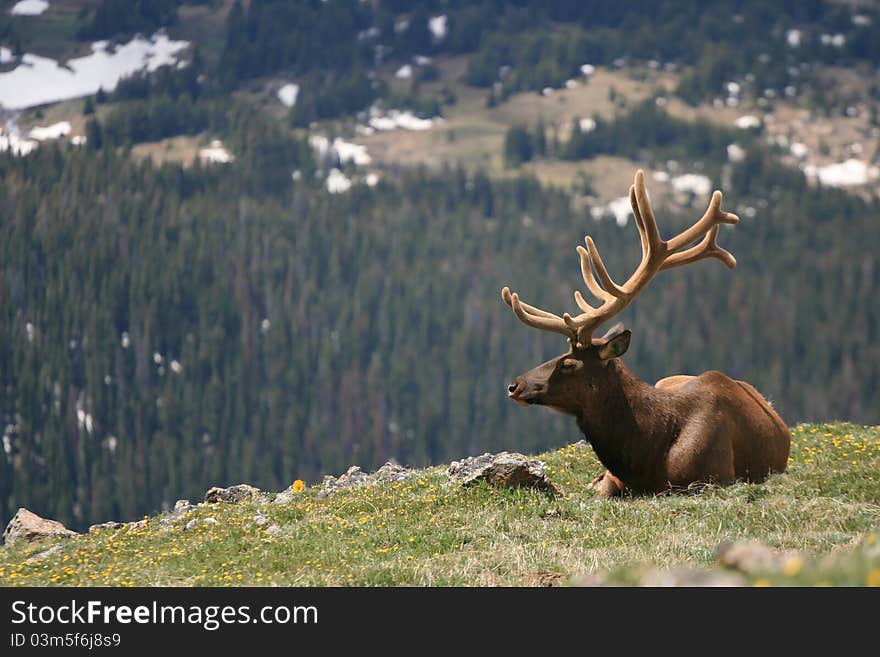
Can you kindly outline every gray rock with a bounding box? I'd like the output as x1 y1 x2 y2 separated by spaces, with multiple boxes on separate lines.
446 452 560 495
204 484 262 504
183 516 217 531
642 567 745 587
571 439 590 450
266 524 281 536
125 519 148 531
253 512 269 526
273 485 301 505
89 521 125 534
3 508 78 547
159 499 195 527
24 544 64 564
716 540 800 574
319 466 370 497
373 460 412 484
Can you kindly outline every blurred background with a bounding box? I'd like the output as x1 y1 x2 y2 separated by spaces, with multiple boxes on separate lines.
1 0 878 530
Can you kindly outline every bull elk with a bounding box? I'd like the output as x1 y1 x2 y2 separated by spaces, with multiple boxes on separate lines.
502 170 789 497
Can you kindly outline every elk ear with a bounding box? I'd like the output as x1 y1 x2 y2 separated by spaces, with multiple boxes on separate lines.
597 327 631 361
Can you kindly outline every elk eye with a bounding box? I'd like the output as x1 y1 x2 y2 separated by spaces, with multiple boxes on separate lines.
560 359 578 371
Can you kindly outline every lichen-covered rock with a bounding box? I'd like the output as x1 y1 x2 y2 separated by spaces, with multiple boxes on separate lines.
204 484 262 504
24 544 64 564
716 540 801 574
3 508 78 547
373 461 412 484
319 466 370 497
446 452 560 495
89 521 125 533
641 567 745 587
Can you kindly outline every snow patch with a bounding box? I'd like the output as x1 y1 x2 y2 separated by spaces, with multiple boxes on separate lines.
727 143 746 163
0 32 190 110
786 29 801 47
0 126 37 155
789 142 808 159
652 171 670 183
10 1 49 16
333 139 371 166
429 15 447 41
309 135 371 166
580 64 595 76
395 64 413 79
671 173 712 197
802 159 879 187
198 139 234 164
0 47 13 64
820 33 846 47
277 83 299 107
735 115 762 130
326 168 352 194
591 197 633 227
579 117 596 133
368 109 434 132
28 120 69 140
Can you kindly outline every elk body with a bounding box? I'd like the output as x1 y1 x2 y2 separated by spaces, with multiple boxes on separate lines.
503 170 789 497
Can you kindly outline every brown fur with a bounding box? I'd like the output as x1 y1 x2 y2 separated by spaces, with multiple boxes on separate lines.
508 333 790 497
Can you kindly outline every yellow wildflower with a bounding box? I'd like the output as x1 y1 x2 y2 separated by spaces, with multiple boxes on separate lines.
783 556 803 577
292 480 305 493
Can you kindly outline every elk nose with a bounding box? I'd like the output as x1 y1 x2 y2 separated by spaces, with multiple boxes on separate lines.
507 381 523 397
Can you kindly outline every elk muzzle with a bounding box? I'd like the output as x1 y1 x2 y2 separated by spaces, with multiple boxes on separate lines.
507 376 547 406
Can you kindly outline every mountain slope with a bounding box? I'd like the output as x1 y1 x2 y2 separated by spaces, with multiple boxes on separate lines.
2 423 878 586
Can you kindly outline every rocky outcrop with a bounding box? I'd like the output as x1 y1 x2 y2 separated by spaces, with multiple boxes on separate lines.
446 452 560 495
716 540 802 574
319 466 370 497
641 567 745 587
373 461 413 484
204 484 262 504
3 508 78 547
317 461 414 497
88 521 125 533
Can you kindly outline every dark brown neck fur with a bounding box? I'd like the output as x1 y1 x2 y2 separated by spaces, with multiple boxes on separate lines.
574 361 679 490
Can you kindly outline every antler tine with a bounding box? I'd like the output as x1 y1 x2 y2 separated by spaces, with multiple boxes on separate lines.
501 287 574 338
576 245 615 303
632 170 665 256
661 225 737 270
666 189 739 253
584 236 627 298
629 184 648 259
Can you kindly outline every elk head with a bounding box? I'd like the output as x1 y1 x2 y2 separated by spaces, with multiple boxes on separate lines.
503 170 739 416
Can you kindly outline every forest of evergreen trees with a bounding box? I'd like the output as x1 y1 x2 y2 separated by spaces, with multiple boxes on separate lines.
2 0 879 535
2 122 879 531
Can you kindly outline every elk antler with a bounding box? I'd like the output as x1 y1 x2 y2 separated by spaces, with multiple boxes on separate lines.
501 170 738 348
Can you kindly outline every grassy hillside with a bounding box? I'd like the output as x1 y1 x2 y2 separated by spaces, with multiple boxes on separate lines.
2 422 879 587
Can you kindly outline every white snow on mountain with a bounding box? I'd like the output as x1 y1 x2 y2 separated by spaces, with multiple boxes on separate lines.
0 33 189 110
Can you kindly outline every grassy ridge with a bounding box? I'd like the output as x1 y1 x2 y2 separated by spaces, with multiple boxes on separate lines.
2 423 879 586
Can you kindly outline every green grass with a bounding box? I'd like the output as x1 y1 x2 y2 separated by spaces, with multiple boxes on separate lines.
2 423 879 586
